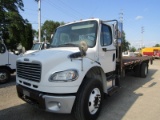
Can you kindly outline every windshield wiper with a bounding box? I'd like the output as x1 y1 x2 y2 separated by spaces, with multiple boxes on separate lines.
49 45 57 48
57 43 78 47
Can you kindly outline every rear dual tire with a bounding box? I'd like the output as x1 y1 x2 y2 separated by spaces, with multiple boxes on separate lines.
134 63 148 78
140 63 148 78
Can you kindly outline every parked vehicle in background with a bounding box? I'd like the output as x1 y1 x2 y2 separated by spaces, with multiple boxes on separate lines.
24 42 50 55
122 51 135 57
141 47 160 59
0 37 19 83
16 18 153 120
122 51 143 57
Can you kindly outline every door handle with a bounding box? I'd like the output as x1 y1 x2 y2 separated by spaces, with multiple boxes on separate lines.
102 48 107 52
113 53 115 61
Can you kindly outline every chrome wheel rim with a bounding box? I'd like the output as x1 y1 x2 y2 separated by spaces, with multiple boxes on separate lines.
0 72 7 81
88 88 101 115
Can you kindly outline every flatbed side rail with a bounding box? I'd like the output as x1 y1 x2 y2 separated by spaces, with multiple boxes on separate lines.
122 56 153 68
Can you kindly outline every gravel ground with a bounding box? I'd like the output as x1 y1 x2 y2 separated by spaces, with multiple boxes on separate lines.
0 60 160 120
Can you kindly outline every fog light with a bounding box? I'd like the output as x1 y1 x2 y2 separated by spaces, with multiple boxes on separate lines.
47 101 61 111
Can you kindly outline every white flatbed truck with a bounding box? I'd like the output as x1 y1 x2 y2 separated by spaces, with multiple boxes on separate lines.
16 18 153 120
0 37 18 83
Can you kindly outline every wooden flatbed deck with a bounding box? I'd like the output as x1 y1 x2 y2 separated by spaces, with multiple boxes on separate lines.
122 56 152 67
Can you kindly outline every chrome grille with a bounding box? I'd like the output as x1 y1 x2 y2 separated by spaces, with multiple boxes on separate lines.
17 62 41 82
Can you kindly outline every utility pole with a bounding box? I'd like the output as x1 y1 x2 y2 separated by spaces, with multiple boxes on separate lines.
38 0 41 42
119 10 124 78
119 10 123 28
119 10 123 40
141 26 144 48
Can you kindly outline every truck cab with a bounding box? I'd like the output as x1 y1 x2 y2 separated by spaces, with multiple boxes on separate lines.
16 18 124 120
0 38 18 83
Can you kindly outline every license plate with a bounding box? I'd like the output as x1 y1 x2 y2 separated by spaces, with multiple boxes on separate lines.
23 90 30 97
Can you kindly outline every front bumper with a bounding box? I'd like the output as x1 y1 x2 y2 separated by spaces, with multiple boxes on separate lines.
16 84 76 113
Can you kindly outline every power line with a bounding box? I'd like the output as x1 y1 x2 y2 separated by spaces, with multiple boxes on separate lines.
45 0 79 20
21 11 37 16
23 7 37 11
23 8 50 19
58 0 86 18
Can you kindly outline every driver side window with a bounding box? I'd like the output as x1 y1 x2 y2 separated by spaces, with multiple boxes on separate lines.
0 44 6 54
100 24 112 46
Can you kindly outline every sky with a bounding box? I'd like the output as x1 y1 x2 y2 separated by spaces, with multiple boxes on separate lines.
19 0 160 48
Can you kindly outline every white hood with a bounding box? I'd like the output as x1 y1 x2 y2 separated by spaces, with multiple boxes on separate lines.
24 50 38 55
19 48 78 63
18 47 97 66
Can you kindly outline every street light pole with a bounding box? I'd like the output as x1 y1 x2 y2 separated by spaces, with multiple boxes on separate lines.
141 26 144 48
38 0 41 42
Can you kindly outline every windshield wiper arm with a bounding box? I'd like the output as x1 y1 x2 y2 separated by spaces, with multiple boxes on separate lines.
49 45 57 48
57 43 78 47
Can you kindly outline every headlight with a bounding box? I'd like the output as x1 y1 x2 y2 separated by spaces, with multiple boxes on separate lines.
49 69 78 82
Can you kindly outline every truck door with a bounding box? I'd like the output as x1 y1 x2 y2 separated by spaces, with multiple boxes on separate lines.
99 24 116 73
0 43 8 66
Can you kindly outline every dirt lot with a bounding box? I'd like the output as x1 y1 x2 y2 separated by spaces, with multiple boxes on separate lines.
0 60 160 120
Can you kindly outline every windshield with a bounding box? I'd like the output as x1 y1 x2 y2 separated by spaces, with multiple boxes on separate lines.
50 21 98 48
31 43 41 50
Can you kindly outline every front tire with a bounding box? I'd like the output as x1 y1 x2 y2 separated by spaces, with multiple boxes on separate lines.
0 69 10 84
73 78 103 120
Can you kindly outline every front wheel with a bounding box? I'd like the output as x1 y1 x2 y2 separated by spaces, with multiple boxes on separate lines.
73 78 103 120
0 69 10 84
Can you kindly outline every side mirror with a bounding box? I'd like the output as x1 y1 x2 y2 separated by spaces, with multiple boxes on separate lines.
114 30 122 39
69 41 88 59
114 22 122 39
113 39 122 47
51 34 54 39
22 47 25 54
117 31 122 39
79 41 88 56
117 39 122 47
0 44 6 53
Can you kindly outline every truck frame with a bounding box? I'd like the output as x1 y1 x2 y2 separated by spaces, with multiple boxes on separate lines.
16 18 153 120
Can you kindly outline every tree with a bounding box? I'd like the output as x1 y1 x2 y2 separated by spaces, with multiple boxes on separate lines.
0 0 25 33
41 20 62 42
0 0 33 51
3 11 26 50
0 0 24 25
154 44 160 47
23 23 34 50
130 46 136 52
121 31 130 52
